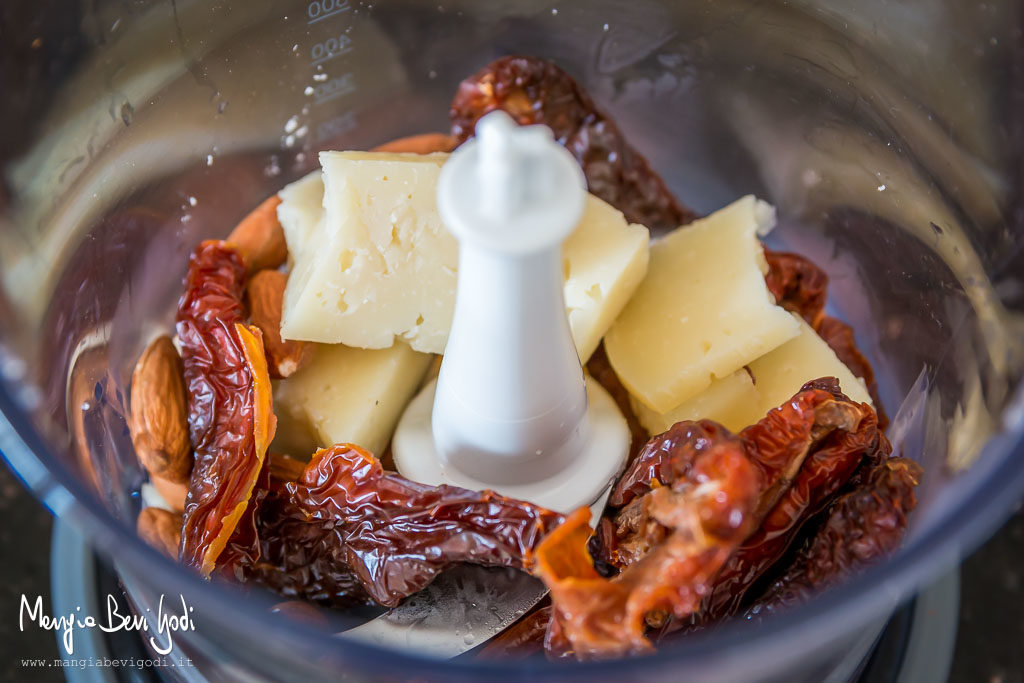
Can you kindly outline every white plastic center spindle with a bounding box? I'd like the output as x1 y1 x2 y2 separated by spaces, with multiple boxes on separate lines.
434 111 588 484
392 110 629 513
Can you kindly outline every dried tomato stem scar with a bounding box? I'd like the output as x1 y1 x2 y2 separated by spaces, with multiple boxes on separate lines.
392 111 630 514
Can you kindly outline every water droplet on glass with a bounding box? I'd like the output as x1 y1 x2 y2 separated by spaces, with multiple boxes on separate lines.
314 73 328 81
120 101 134 126
217 100 228 114
551 8 558 15
206 154 214 166
603 22 609 30
188 196 197 207
285 115 299 133
304 86 315 96
428 70 437 79
265 156 282 177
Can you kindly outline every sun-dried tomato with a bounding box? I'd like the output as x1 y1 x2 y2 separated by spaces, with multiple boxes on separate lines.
607 380 863 514
745 457 921 618
817 315 888 429
534 382 865 659
228 455 373 609
215 460 270 576
761 250 887 428
280 444 564 608
176 240 276 576
763 249 828 329
698 382 887 622
534 451 760 659
450 56 697 232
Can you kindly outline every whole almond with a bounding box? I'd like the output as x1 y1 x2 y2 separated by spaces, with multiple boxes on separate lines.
371 132 456 154
152 475 188 513
268 451 307 483
226 195 287 273
137 507 183 559
247 270 312 378
129 336 193 483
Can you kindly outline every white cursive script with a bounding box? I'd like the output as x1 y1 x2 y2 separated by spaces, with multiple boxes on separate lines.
19 593 195 656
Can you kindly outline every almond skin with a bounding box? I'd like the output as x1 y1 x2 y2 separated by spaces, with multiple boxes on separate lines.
129 336 193 483
151 475 188 513
226 195 287 273
137 507 183 559
246 269 313 379
371 132 456 154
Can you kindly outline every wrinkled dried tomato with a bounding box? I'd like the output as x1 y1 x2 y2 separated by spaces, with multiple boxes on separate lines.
761 249 887 428
176 240 276 576
450 56 697 232
745 457 921 618
280 444 564 608
215 460 269 576
763 249 828 329
699 382 888 622
607 380 863 514
534 451 760 659
534 382 866 659
817 315 887 429
228 454 373 609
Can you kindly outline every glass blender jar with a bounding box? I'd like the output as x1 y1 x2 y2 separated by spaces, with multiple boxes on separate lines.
1 0 1023 680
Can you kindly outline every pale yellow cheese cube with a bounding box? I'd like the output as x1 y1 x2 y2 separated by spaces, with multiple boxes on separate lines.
630 315 873 435
563 197 649 363
278 157 649 362
747 316 873 410
277 169 324 266
631 368 760 434
282 152 455 352
272 341 433 457
604 195 799 413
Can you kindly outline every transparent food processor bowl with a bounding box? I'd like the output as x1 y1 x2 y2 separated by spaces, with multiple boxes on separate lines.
1 0 1023 680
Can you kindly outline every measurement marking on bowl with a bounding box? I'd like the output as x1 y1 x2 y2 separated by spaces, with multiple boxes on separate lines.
307 0 350 25
316 111 358 142
314 73 357 106
311 35 353 67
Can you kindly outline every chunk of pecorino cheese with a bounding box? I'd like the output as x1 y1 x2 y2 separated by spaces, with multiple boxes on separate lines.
277 152 649 361
630 315 873 435
604 195 799 413
282 152 454 353
631 367 760 435
272 341 434 457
